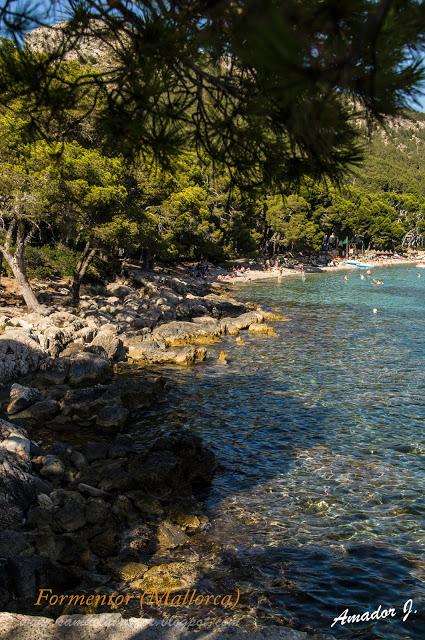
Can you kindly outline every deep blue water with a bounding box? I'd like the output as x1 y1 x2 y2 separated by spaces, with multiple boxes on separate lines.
140 265 425 639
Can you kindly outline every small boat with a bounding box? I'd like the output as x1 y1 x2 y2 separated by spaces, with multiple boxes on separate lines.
345 260 375 269
416 262 425 268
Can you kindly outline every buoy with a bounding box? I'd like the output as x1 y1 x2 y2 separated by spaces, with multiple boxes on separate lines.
373 308 378 314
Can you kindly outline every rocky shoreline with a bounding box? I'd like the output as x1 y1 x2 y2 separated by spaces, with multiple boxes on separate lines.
0 265 294 633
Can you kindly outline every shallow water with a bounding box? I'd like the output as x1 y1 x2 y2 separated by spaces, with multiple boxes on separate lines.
139 266 425 639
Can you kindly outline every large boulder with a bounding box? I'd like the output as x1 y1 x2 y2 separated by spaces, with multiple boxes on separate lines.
0 419 49 529
7 384 43 415
132 562 197 592
0 612 330 639
220 310 264 334
37 357 70 385
0 419 32 461
109 376 165 410
128 433 216 498
106 283 134 298
0 329 47 383
151 320 221 346
10 399 60 422
89 328 126 362
66 353 113 387
126 340 206 366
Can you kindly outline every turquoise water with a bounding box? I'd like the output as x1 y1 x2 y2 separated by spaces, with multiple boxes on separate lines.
140 265 425 638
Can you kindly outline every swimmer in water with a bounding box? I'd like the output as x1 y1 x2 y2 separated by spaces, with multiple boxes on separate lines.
360 274 365 280
372 278 384 285
344 275 348 281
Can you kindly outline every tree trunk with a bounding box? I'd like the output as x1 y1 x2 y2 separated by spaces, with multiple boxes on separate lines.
1 248 42 313
71 242 96 306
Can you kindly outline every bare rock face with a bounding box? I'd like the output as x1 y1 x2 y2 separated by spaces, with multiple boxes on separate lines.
126 340 207 366
90 328 126 362
106 283 133 298
156 520 190 549
0 419 49 529
67 353 113 387
220 310 264 334
7 384 43 415
0 330 47 383
151 320 221 346
0 612 332 639
10 399 60 422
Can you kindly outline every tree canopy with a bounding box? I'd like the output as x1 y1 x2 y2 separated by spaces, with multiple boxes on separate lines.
0 1 424 187
0 2 424 310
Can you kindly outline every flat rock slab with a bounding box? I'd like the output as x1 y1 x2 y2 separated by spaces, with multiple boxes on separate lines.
0 613 332 640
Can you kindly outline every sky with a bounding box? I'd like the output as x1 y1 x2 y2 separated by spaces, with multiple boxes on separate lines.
3 0 425 112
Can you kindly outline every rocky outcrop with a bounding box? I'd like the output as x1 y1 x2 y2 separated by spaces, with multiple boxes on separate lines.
0 266 281 379
7 384 43 415
151 320 221 346
0 330 47 384
0 417 215 613
0 612 333 639
220 310 264 335
126 340 207 366
0 419 49 529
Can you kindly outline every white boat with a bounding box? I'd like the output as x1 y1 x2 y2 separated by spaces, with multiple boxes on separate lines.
345 260 375 269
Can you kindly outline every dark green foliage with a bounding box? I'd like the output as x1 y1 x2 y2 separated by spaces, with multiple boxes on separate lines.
1 1 424 189
25 244 78 280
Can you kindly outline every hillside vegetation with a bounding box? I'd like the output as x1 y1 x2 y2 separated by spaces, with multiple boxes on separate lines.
0 5 424 311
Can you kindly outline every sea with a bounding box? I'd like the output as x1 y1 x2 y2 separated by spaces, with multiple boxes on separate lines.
138 265 425 639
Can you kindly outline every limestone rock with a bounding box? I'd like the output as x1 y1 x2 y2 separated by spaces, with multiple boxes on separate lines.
10 399 60 422
114 561 148 582
220 310 264 334
127 340 206 366
156 521 189 549
151 320 220 346
39 455 65 480
248 323 278 336
95 405 129 430
37 357 70 385
106 283 133 298
0 612 332 639
0 329 47 383
0 420 32 461
132 562 197 593
0 422 49 529
67 353 112 387
7 384 43 415
89 528 119 557
85 497 109 524
54 491 86 532
90 329 126 362
218 350 228 364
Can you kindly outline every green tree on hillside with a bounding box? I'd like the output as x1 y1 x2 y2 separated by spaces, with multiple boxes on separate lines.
1 1 424 188
0 117 57 311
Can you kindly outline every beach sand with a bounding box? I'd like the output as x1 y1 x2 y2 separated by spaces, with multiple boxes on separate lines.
214 255 425 284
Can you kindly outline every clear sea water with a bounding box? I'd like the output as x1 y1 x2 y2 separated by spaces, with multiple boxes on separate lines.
141 265 425 639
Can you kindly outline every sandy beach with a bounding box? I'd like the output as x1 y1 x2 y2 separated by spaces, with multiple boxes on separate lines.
215 255 425 284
